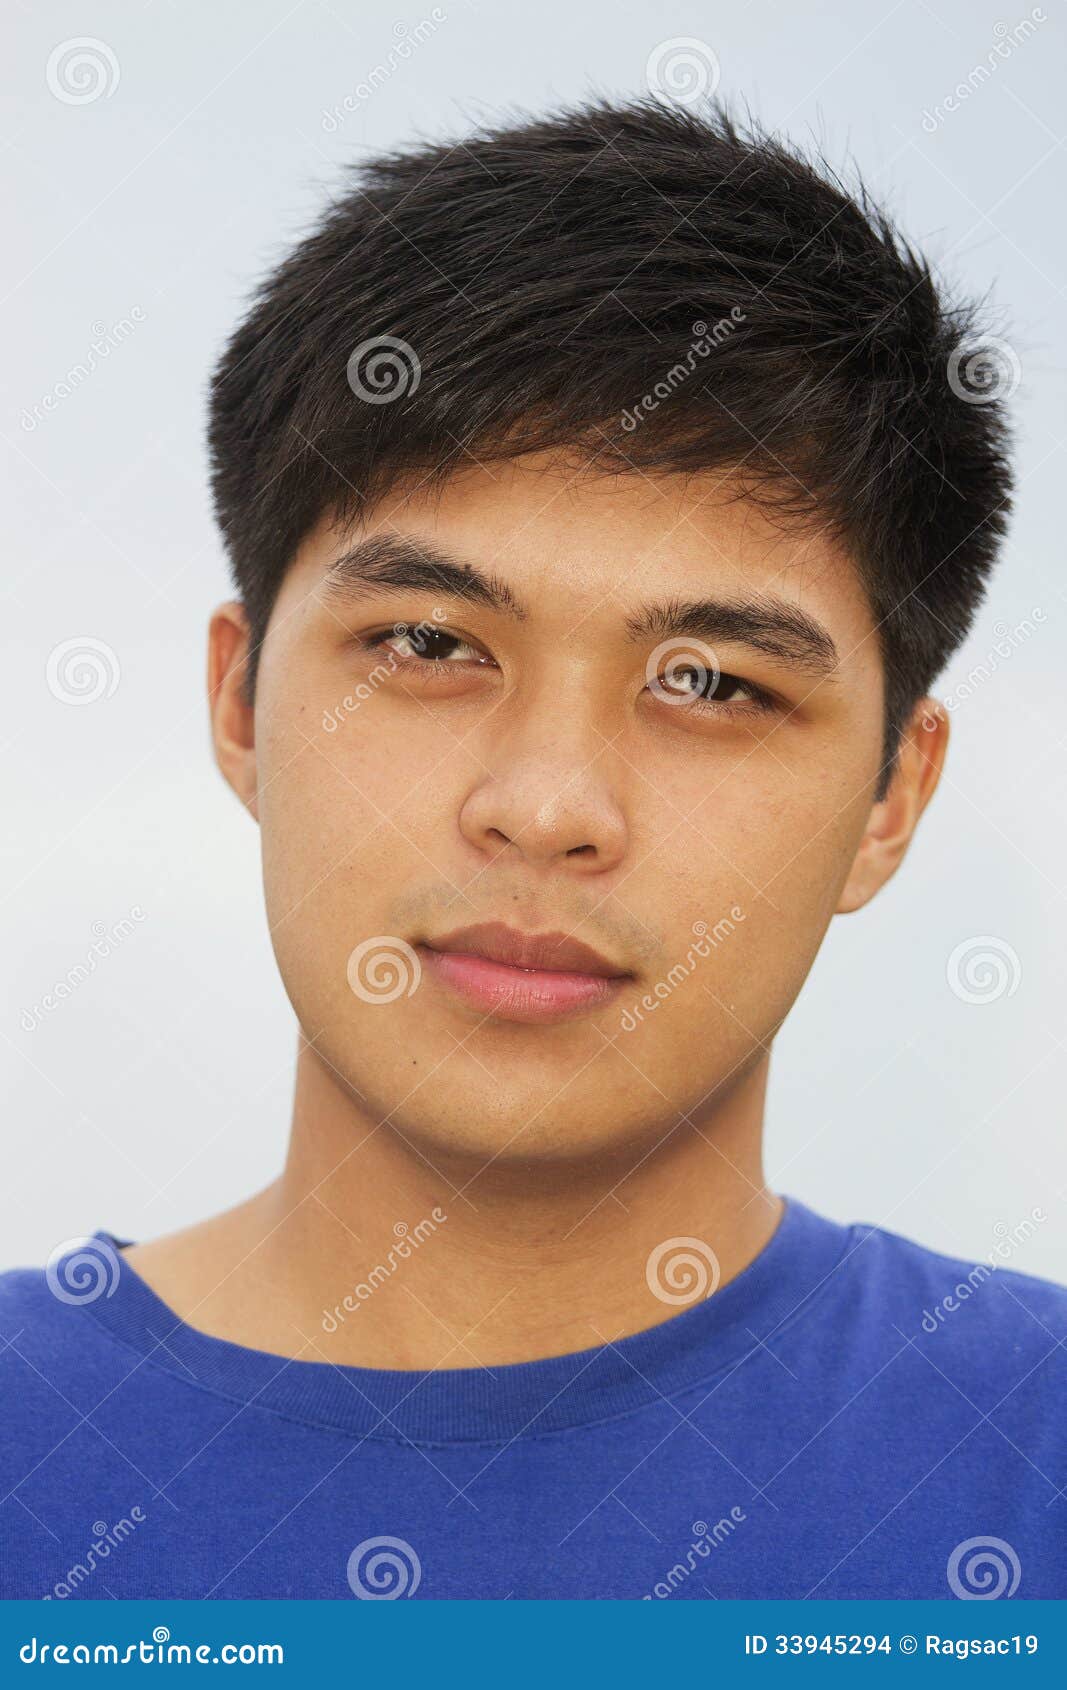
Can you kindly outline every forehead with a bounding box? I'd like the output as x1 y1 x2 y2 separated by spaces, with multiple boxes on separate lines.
286 452 877 647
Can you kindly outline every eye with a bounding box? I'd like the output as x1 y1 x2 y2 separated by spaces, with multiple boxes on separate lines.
371 621 492 666
658 663 750 703
649 660 772 713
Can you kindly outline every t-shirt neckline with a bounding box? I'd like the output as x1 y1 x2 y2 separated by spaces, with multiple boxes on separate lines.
80 1195 851 1444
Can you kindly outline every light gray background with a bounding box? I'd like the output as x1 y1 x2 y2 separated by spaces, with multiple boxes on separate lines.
3 0 1064 1278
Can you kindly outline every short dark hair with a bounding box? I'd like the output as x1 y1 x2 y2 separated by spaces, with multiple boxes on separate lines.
208 96 1013 789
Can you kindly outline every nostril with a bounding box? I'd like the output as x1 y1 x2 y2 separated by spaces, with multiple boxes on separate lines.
486 828 512 849
566 843 596 858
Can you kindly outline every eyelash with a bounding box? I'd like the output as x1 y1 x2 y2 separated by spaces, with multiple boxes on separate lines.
362 624 489 672
682 682 777 719
359 625 780 718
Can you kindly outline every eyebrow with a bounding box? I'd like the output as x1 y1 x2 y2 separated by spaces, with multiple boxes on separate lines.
321 534 838 676
626 595 839 677
320 534 525 618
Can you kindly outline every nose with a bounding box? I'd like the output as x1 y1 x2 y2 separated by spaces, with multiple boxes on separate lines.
458 708 628 874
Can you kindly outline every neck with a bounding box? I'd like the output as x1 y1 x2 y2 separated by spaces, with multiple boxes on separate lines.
127 1039 781 1370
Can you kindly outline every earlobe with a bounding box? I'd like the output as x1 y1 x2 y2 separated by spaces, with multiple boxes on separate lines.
208 602 259 820
836 699 949 914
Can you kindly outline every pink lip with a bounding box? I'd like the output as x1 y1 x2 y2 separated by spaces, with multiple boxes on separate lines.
419 922 630 1025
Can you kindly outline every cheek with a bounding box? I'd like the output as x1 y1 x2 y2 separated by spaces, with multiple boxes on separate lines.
254 747 410 1050
254 679 470 968
655 744 867 896
641 758 872 1039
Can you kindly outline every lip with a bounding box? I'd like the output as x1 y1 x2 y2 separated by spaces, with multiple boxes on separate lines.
419 921 631 1025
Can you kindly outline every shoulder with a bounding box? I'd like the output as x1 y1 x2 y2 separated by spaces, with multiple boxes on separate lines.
844 1210 1067 1327
0 1232 126 1338
0 1247 134 1478
0 1259 67 1338
835 1211 1067 1406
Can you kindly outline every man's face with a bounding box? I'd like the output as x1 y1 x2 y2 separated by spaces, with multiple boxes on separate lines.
229 455 905 1166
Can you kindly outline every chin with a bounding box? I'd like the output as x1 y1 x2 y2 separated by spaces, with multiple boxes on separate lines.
380 1078 676 1175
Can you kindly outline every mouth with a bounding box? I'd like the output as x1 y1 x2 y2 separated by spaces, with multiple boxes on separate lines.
418 921 632 1025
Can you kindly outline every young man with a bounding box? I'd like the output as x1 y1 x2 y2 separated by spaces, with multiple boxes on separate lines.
2 98 1063 1603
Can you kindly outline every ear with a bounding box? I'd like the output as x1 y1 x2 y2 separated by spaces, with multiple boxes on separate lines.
836 698 949 914
208 602 259 820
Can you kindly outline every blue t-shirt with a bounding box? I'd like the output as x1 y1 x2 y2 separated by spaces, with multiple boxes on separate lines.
1 1198 1064 1600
